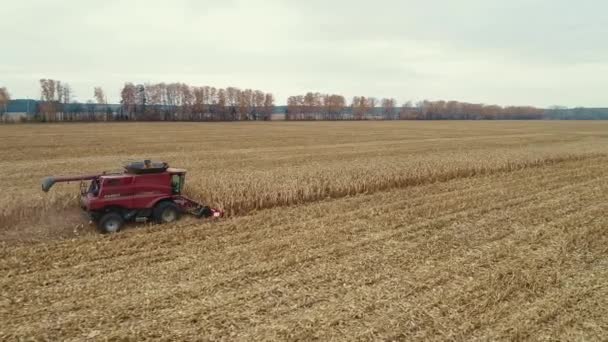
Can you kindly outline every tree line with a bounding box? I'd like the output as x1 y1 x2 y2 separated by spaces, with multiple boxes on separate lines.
404 100 545 120
2 83 607 122
16 79 115 122
286 93 348 120
4 80 275 122
119 83 274 121
286 93 545 120
37 79 103 121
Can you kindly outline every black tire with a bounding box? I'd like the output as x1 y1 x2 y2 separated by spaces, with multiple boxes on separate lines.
98 212 124 234
153 201 180 224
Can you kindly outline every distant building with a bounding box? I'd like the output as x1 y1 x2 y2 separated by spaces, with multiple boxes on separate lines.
1 99 121 122
2 99 38 122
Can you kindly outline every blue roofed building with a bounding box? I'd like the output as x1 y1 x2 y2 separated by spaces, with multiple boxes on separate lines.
2 99 38 121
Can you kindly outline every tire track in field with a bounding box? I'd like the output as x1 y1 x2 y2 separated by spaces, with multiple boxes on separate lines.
397 203 608 341
202 181 608 340
186 173 605 323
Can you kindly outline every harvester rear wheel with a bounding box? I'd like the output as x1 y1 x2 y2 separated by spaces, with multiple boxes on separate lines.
98 212 124 234
153 201 180 224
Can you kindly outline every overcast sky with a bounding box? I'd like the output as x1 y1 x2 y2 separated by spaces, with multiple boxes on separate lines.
2 0 607 107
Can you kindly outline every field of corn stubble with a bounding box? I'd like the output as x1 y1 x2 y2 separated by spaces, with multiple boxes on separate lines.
1 121 608 340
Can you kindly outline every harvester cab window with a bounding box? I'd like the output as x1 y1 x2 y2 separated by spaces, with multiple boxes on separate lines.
171 174 183 194
89 180 100 196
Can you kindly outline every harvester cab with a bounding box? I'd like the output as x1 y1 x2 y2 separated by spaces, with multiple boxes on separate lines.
41 160 223 233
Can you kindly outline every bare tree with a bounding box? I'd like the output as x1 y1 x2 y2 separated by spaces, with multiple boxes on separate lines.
166 83 182 119
39 79 61 121
180 84 194 120
262 93 274 120
399 101 415 119
0 87 10 121
217 88 227 120
352 96 367 120
303 92 317 120
192 86 204 121
324 94 345 120
120 83 136 120
286 96 297 120
368 97 377 119
201 86 211 119
208 87 217 120
94 87 106 104
145 83 163 120
381 98 396 120
56 81 64 120
287 95 304 120
224 87 238 120
253 90 265 120
62 84 73 120
62 84 72 105
93 87 108 120
135 84 146 119
239 89 253 120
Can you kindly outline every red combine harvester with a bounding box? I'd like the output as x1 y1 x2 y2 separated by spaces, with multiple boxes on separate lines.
41 160 223 233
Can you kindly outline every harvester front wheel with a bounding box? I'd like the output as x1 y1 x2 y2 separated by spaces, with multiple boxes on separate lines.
153 201 180 224
98 212 124 234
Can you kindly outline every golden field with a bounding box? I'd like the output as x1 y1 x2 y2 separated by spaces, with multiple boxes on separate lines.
1 121 608 340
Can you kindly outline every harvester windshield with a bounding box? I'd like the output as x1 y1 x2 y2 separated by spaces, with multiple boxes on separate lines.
171 174 185 194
